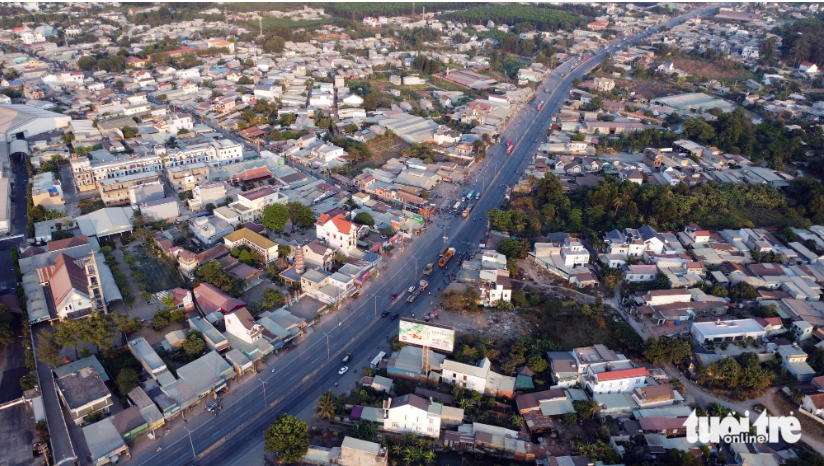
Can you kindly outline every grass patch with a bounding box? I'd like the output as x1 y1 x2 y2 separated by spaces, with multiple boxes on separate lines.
132 246 181 293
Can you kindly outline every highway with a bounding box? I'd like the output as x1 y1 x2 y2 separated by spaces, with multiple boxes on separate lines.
122 6 720 466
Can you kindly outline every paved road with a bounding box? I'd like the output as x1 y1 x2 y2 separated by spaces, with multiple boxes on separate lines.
121 7 722 466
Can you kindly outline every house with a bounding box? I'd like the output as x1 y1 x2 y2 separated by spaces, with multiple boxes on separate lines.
223 228 279 266
625 264 659 283
83 418 129 465
382 394 441 438
800 62 819 74
188 316 230 353
230 187 283 223
440 358 516 398
225 307 266 345
193 282 246 316
777 345 816 382
547 351 579 387
593 77 615 92
584 366 649 395
691 319 768 345
55 366 113 425
189 216 234 247
802 393 824 420
316 213 358 254
36 253 107 320
631 384 677 408
302 239 334 271
128 337 175 386
176 351 234 398
339 437 389 466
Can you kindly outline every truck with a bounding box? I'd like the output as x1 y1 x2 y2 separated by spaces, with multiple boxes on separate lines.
423 263 434 275
506 145 514 155
462 204 472 217
465 190 474 202
370 351 386 368
537 101 544 111
407 280 429 303
439 247 455 267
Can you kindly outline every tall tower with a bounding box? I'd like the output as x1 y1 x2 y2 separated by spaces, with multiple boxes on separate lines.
294 244 305 274
83 253 107 315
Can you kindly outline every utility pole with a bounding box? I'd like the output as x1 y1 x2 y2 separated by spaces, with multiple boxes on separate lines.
325 332 332 359
184 427 196 461
261 380 268 407
374 294 377 318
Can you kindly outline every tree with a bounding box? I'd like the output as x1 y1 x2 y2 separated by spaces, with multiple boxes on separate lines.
654 272 672 290
287 202 316 229
264 414 310 463
177 128 190 135
116 368 139 396
511 415 525 428
196 260 244 297
758 36 778 65
756 303 778 318
354 212 375 226
353 420 377 442
121 126 137 138
420 189 430 199
0 303 14 346
334 252 347 264
36 329 61 368
183 330 205 356
643 336 692 365
729 282 757 302
710 284 728 297
573 400 599 419
77 56 97 70
151 309 170 331
527 354 548 373
262 288 284 309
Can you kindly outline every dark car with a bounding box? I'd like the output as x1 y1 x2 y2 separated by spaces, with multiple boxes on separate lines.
391 313 400 320
342 353 352 363
381 311 390 317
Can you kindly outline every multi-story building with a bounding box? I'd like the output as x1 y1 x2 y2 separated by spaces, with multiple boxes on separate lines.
222 228 279 265
440 358 516 398
583 365 649 395
560 237 589 267
99 171 160 206
189 216 234 247
163 139 243 168
225 308 265 344
36 253 107 320
167 113 193 135
316 213 357 253
229 186 284 223
71 154 163 192
167 163 210 193
382 394 441 438
190 182 227 212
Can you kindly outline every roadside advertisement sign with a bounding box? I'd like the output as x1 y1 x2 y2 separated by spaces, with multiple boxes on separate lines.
398 319 455 352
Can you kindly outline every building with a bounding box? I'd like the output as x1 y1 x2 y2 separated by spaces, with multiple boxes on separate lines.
31 172 65 212
691 319 768 345
190 183 227 212
225 308 265 344
83 418 130 465
55 366 113 425
99 171 160 206
167 113 193 134
223 228 279 266
193 282 246 316
383 394 441 438
583 366 649 395
36 253 107 320
440 358 516 398
0 104 71 142
129 180 165 206
230 187 284 223
189 216 234 247
164 139 243 168
316 213 358 253
547 351 579 387
128 337 176 386
176 351 234 398
139 198 180 222
339 437 389 466
75 206 135 238
167 163 209 192
593 77 615 92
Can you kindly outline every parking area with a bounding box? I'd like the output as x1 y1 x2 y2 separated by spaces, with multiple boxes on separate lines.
0 402 43 466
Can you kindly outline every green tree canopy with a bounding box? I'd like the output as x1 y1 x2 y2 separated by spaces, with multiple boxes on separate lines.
261 204 290 233
264 414 310 463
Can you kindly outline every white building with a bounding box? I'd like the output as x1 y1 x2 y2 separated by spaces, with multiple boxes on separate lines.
167 113 193 134
560 237 589 267
383 394 441 438
316 213 357 253
190 183 227 212
440 358 515 398
189 216 234 246
230 186 284 223
225 308 264 344
691 319 768 345
164 139 243 168
583 366 649 395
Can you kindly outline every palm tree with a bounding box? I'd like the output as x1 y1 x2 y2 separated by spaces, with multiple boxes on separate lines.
573 400 599 419
423 450 436 465
403 447 416 465
314 390 336 420
511 415 525 428
458 398 473 410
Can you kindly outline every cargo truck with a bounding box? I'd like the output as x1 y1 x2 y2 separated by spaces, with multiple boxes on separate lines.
407 280 428 302
439 248 455 267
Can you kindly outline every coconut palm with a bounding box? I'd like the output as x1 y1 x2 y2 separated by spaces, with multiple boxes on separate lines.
458 398 473 410
314 390 336 420
423 450 437 465
511 415 525 428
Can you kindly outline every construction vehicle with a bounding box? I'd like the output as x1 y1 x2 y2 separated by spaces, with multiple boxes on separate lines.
407 280 429 303
439 248 455 267
423 263 434 275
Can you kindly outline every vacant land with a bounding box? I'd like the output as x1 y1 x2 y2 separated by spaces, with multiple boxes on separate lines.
672 58 754 81
617 80 677 99
133 246 180 293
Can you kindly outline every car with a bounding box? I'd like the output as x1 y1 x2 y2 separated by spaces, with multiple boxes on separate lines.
342 353 352 363
408 285 417 293
339 366 349 375
390 293 398 300
381 311 390 317
391 313 400 320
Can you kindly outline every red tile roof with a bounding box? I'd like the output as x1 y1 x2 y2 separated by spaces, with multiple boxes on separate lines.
595 367 648 382
48 235 89 252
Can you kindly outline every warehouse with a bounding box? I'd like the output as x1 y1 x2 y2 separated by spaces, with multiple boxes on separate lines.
0 104 71 142
650 93 736 114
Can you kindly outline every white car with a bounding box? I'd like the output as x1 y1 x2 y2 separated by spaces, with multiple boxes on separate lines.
408 285 417 293
339 366 349 375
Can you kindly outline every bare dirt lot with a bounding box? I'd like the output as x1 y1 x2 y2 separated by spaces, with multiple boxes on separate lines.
616 80 678 99
672 58 754 81
434 307 531 342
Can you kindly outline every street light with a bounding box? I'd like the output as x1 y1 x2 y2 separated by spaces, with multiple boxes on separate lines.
183 426 196 461
261 380 268 407
325 331 333 359
373 294 378 318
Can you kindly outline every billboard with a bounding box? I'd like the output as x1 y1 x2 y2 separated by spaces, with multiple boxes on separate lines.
398 319 455 353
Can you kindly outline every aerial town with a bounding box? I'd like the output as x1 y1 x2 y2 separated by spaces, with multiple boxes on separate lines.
3 2 824 466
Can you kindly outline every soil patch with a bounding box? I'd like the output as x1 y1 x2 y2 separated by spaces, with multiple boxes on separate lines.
672 58 753 81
